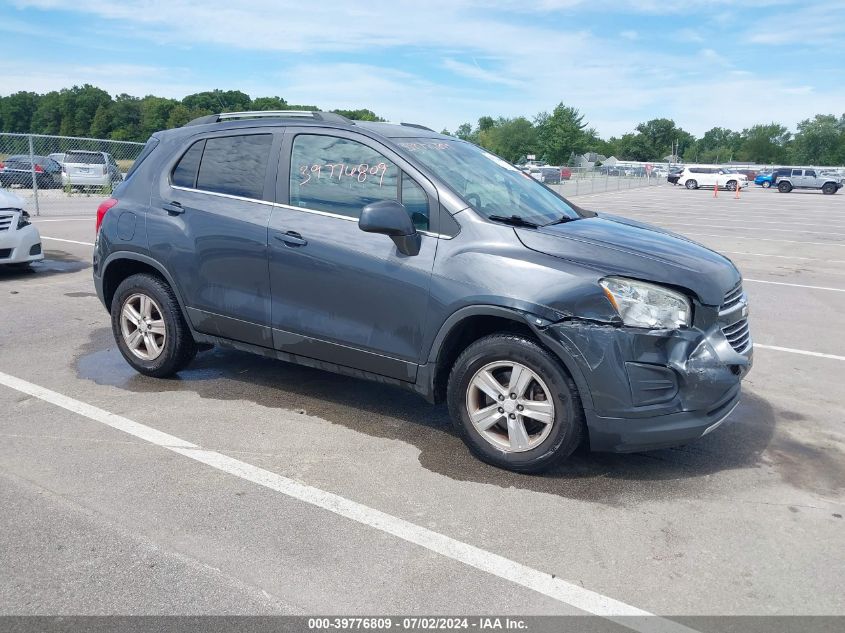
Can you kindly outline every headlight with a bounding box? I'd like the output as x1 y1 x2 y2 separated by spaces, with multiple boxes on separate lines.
600 276 692 330
17 210 31 230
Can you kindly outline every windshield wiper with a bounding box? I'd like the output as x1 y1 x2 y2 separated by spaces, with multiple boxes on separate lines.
543 215 578 226
488 214 541 228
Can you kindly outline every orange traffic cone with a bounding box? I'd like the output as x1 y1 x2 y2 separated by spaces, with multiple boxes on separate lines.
714 179 719 197
734 182 741 199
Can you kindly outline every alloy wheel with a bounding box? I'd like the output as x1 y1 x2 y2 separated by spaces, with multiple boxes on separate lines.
465 361 555 453
120 293 167 361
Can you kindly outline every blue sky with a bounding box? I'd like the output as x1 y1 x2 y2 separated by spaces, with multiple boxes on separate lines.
1 0 844 137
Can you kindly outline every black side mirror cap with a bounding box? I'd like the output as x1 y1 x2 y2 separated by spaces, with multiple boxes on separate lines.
359 200 421 256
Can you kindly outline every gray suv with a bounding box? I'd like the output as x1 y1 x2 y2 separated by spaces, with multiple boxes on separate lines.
93 110 752 472
775 168 842 194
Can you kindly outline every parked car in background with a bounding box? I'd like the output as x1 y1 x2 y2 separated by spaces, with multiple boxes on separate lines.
528 166 561 184
560 167 572 180
0 188 43 268
48 152 68 166
62 151 123 189
775 168 842 194
0 155 63 189
731 169 757 181
754 169 775 188
678 166 748 190
667 167 683 185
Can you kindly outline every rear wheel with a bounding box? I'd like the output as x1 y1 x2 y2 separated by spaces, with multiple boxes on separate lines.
822 183 837 195
685 179 698 189
111 273 197 377
778 181 793 193
447 334 584 473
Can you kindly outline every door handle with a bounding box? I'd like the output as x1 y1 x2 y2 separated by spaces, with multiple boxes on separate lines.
162 201 184 215
275 231 307 247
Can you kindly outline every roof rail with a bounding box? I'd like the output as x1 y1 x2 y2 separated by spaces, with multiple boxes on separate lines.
184 110 352 127
399 122 435 132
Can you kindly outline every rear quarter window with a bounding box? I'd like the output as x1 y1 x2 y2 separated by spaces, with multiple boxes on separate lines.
195 134 273 200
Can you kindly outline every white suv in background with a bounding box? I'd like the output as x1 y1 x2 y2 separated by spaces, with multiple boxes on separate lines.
678 166 749 191
0 189 43 268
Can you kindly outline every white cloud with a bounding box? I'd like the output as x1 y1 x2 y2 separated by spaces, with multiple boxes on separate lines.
620 30 639 41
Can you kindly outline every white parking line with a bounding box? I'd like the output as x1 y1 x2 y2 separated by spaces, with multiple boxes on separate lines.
0 370 696 633
41 236 95 246
717 250 845 264
658 222 845 237
744 279 845 292
755 345 845 362
33 218 93 222
680 233 845 247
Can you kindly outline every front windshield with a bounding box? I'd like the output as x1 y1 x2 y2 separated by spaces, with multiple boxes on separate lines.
397 139 581 225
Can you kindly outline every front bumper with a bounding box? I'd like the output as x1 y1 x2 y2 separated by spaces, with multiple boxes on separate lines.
538 310 752 452
0 223 44 265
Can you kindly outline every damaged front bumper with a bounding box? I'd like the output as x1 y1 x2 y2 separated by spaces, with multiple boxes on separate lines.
536 310 752 452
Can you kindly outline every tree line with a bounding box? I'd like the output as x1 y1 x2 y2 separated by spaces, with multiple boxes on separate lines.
1 85 843 166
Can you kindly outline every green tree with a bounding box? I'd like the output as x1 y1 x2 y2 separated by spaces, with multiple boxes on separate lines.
331 108 384 121
182 89 251 113
476 117 538 163
89 103 113 138
738 123 791 163
0 92 40 132
251 96 288 111
791 114 844 165
455 123 475 141
535 104 594 165
634 118 695 160
30 91 64 135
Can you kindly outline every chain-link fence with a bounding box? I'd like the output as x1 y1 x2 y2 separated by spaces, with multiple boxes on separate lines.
0 133 145 216
545 164 669 197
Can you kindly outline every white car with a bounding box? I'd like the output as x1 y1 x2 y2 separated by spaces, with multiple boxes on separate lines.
678 166 749 191
0 189 44 267
62 150 123 188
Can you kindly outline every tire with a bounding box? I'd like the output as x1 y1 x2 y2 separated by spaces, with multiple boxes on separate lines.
778 181 792 193
111 273 197 378
761 180 771 189
822 183 837 195
726 180 737 191
447 334 585 473
685 179 698 189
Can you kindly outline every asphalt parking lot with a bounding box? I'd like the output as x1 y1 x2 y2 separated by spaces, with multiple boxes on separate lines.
1 184 843 625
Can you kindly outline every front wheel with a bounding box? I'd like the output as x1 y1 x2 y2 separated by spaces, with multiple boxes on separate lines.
761 180 772 189
822 183 837 195
685 179 698 189
778 181 793 193
111 273 197 377
447 334 585 473
726 180 738 191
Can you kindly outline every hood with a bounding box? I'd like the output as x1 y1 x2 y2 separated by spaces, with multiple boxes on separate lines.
0 188 25 210
515 214 739 306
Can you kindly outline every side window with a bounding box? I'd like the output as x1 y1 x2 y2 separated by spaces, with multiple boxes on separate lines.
196 134 273 199
171 140 205 188
401 174 430 231
805 170 816 178
289 134 399 219
792 169 803 177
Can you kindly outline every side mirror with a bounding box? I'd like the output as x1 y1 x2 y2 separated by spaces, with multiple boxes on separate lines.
359 200 421 256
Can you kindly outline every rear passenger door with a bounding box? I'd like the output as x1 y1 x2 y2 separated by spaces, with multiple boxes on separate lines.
148 131 282 347
266 129 439 381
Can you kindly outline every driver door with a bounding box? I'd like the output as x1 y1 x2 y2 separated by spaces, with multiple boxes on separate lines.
267 129 439 381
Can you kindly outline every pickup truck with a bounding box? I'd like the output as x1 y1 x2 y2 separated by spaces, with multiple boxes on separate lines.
775 168 842 194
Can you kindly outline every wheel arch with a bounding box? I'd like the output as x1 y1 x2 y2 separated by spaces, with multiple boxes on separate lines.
424 305 592 409
101 252 189 320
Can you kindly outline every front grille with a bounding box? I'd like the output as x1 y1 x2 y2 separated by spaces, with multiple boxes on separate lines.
722 318 751 354
0 213 14 232
721 281 744 311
